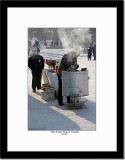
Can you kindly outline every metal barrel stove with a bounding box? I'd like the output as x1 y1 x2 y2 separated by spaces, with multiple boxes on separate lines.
62 70 89 108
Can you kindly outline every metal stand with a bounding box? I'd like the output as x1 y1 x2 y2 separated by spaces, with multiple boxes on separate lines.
66 97 83 109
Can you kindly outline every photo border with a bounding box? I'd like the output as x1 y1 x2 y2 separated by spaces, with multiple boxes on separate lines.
0 0 124 159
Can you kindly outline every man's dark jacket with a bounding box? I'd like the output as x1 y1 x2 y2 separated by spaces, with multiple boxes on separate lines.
57 53 77 77
28 54 44 74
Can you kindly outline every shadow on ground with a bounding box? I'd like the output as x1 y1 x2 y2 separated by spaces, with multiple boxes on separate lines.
28 95 80 130
28 95 96 130
53 96 96 124
73 98 96 124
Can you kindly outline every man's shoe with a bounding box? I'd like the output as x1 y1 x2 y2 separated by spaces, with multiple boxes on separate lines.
67 97 70 103
67 100 70 103
58 102 64 105
33 90 36 92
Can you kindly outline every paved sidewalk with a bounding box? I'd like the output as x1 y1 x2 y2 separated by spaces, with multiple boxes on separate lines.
28 51 96 131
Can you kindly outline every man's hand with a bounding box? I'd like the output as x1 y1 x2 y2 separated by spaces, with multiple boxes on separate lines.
69 65 76 70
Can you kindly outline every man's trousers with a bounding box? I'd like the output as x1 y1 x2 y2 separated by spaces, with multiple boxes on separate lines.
32 73 42 91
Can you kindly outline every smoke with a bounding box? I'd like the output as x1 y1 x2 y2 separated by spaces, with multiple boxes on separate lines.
57 28 92 51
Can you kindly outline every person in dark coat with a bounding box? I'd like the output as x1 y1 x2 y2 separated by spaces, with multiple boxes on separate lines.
33 41 40 53
34 40 39 47
28 48 44 92
57 51 80 105
93 44 96 60
87 46 92 61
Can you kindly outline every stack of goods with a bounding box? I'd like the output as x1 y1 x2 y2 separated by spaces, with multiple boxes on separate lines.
81 68 87 71
46 59 56 71
41 87 56 101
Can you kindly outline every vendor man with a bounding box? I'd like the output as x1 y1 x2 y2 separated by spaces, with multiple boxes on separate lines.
57 51 80 105
28 47 44 92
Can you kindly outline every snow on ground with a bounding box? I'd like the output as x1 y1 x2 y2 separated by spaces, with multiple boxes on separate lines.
28 49 96 131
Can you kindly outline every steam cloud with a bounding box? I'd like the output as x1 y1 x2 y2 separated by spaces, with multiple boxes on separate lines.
57 28 92 51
